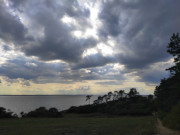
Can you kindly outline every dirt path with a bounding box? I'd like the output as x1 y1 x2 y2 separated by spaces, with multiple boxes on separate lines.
156 118 180 135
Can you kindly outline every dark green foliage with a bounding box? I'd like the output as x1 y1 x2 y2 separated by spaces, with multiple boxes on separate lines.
167 33 180 75
66 89 154 116
21 107 63 118
154 33 180 130
67 105 98 114
163 101 180 130
154 33 180 120
0 107 17 118
127 88 139 98
154 75 180 114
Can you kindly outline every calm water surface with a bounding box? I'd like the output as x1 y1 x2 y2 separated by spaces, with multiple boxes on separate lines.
0 95 98 115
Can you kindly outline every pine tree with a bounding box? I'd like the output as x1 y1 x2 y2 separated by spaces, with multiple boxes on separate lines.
167 33 180 75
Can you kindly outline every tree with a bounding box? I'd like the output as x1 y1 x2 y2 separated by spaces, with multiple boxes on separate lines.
128 88 139 98
113 91 118 100
154 33 180 119
97 96 103 104
118 90 125 99
93 99 99 105
107 91 113 101
86 95 92 105
147 94 154 101
167 33 180 75
103 94 109 103
0 107 17 118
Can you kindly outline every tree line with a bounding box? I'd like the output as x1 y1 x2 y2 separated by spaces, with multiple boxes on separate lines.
86 88 153 105
67 88 154 115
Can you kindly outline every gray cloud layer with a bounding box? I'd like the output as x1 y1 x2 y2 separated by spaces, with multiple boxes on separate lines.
1 0 97 62
99 0 180 69
0 0 179 85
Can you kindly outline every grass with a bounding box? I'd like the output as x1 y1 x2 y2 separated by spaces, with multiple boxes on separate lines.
0 114 156 135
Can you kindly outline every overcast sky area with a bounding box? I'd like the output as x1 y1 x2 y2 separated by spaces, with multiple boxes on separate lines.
0 0 179 95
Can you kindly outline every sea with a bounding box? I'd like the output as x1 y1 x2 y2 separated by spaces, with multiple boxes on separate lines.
0 95 99 115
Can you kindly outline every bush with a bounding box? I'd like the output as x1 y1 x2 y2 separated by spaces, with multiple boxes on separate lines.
163 101 180 130
21 107 63 118
0 107 17 118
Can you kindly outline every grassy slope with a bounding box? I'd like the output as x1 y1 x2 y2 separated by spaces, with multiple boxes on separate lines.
0 115 156 135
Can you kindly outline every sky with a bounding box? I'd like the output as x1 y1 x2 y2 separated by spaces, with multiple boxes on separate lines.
0 0 179 95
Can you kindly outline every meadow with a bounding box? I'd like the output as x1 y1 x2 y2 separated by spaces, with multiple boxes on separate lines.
0 115 156 135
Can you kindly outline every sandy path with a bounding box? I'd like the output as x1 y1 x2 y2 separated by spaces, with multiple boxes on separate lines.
156 119 180 135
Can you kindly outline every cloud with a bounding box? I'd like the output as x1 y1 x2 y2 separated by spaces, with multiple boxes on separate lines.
78 85 91 91
2 44 11 51
25 62 37 67
0 0 32 44
99 0 180 69
0 0 179 93
19 79 31 86
2 77 30 86
0 55 125 84
96 81 121 85
57 85 91 95
0 55 101 83
73 53 117 69
2 0 178 70
0 0 97 63
0 57 68 80
136 61 172 84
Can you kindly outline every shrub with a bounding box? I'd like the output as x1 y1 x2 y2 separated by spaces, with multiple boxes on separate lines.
22 107 63 118
163 101 180 130
0 107 17 118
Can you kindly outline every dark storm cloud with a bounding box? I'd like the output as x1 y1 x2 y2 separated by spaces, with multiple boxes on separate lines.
0 56 124 84
0 0 96 63
0 0 31 44
9 0 90 18
138 71 168 84
0 57 102 83
0 0 179 86
8 0 27 8
23 0 95 62
0 57 68 80
25 37 96 62
136 62 171 84
99 0 180 69
73 53 117 69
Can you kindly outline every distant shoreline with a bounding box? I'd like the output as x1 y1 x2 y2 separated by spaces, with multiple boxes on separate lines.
0 95 99 96
0 94 149 96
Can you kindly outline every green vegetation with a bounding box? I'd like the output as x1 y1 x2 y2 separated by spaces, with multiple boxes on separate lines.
163 101 180 130
0 107 17 118
154 33 180 130
0 115 156 135
20 107 62 118
67 88 154 116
